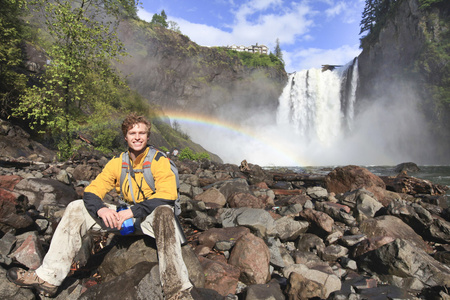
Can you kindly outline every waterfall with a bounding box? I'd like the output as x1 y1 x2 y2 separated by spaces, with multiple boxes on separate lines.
276 59 358 145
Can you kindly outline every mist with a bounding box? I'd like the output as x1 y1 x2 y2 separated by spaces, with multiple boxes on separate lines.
175 65 438 167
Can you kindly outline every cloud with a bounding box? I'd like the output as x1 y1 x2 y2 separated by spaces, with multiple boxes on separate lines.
136 0 363 72
284 44 361 72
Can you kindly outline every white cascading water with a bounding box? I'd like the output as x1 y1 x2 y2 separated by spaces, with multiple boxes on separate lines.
276 59 358 146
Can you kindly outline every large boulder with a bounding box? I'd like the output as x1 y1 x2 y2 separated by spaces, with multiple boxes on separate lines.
13 178 78 210
79 262 163 299
98 236 204 288
325 165 386 204
359 215 432 253
221 207 277 238
198 256 240 296
0 188 33 230
358 239 450 288
228 232 271 285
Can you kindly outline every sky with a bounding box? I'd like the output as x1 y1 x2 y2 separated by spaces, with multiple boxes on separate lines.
137 0 366 73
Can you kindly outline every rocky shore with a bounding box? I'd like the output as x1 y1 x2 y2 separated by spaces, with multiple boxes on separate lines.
1 153 449 299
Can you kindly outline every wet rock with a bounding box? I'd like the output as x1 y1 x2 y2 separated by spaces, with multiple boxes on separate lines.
228 232 271 285
394 162 420 173
382 174 448 196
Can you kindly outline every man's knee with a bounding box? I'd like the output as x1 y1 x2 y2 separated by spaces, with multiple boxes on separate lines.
65 199 85 212
154 205 173 218
152 206 175 232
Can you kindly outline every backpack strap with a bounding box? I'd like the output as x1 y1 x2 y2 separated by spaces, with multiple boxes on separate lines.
120 146 181 215
142 147 158 192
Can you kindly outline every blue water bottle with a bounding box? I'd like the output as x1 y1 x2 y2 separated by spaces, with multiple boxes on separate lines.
116 205 135 235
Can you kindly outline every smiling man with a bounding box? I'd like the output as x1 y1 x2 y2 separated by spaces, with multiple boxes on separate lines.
7 113 199 299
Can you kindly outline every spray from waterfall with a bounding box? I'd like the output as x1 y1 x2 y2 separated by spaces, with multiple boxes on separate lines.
170 58 434 166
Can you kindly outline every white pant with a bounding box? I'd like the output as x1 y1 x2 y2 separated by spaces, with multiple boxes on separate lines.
36 200 192 298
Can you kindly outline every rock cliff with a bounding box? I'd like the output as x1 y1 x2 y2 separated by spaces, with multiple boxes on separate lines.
116 20 288 122
357 0 450 158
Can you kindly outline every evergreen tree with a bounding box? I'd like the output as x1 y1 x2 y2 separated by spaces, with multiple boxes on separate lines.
151 10 168 28
274 38 284 65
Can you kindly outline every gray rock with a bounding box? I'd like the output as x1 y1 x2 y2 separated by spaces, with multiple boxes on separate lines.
306 186 328 200
0 266 35 300
283 263 341 298
274 216 308 241
221 208 277 238
0 231 16 256
245 280 285 300
358 239 450 287
79 261 163 300
14 177 78 210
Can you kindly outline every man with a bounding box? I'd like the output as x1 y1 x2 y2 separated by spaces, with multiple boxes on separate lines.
7 113 197 299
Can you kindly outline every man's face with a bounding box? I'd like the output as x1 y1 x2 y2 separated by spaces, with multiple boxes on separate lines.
125 122 149 153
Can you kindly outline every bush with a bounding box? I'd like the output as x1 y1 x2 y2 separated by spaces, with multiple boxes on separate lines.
178 147 210 161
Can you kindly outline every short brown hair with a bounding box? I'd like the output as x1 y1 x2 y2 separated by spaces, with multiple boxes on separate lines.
121 113 151 136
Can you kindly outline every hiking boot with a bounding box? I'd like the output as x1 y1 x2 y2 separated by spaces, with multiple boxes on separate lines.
6 267 58 297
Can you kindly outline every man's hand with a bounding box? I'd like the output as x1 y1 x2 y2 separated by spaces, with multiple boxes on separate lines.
97 207 119 229
117 208 134 230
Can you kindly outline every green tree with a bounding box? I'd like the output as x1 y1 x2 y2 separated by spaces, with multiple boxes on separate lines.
0 0 28 117
274 38 284 65
14 0 138 159
151 10 168 28
168 20 181 34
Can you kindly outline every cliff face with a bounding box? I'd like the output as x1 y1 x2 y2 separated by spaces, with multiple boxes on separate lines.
357 0 450 160
116 20 287 123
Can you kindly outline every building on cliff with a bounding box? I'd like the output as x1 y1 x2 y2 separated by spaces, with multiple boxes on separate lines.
225 43 269 54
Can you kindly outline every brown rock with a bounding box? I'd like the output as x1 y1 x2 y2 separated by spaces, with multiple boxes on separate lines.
11 232 45 269
325 165 386 204
286 272 326 300
0 175 22 190
198 227 250 249
194 187 226 207
228 232 270 285
299 208 334 234
228 192 265 208
0 188 33 229
199 257 240 296
359 215 433 253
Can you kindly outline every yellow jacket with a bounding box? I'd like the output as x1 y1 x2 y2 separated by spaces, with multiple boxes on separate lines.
83 147 177 218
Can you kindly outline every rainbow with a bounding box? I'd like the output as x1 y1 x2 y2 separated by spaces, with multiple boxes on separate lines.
154 109 309 166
